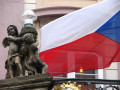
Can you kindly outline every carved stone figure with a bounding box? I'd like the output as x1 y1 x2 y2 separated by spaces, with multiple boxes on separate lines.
3 24 48 78
2 25 23 78
20 25 48 76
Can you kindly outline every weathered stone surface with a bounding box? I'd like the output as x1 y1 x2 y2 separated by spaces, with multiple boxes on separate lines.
3 24 48 78
0 74 52 90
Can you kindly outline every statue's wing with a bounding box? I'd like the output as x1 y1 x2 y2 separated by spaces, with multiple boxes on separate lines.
2 37 9 48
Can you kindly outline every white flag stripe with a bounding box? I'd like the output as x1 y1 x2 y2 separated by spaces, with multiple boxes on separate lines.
40 0 120 52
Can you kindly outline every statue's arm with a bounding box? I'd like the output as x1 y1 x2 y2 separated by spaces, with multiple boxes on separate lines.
8 36 23 41
32 40 39 47
30 40 39 50
2 37 9 48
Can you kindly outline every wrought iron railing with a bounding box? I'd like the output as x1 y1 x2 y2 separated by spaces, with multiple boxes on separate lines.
49 78 120 90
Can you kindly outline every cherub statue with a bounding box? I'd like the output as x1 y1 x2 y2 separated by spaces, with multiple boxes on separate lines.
20 26 48 76
2 25 24 78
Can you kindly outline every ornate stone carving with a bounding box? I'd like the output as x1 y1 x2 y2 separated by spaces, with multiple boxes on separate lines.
3 24 48 78
3 25 23 78
2 10 48 78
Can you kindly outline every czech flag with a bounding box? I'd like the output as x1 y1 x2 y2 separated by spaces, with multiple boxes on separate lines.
39 0 120 76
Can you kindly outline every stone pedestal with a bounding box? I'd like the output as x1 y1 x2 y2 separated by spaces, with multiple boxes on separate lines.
0 74 52 90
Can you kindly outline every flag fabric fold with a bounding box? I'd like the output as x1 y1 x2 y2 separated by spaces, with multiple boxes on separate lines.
39 0 120 76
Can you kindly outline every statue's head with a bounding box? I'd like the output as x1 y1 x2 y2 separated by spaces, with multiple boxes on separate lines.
22 33 36 44
7 25 18 36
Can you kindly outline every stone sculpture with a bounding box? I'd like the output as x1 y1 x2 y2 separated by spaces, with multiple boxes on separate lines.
2 10 48 78
20 24 48 76
2 24 48 78
2 25 23 78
